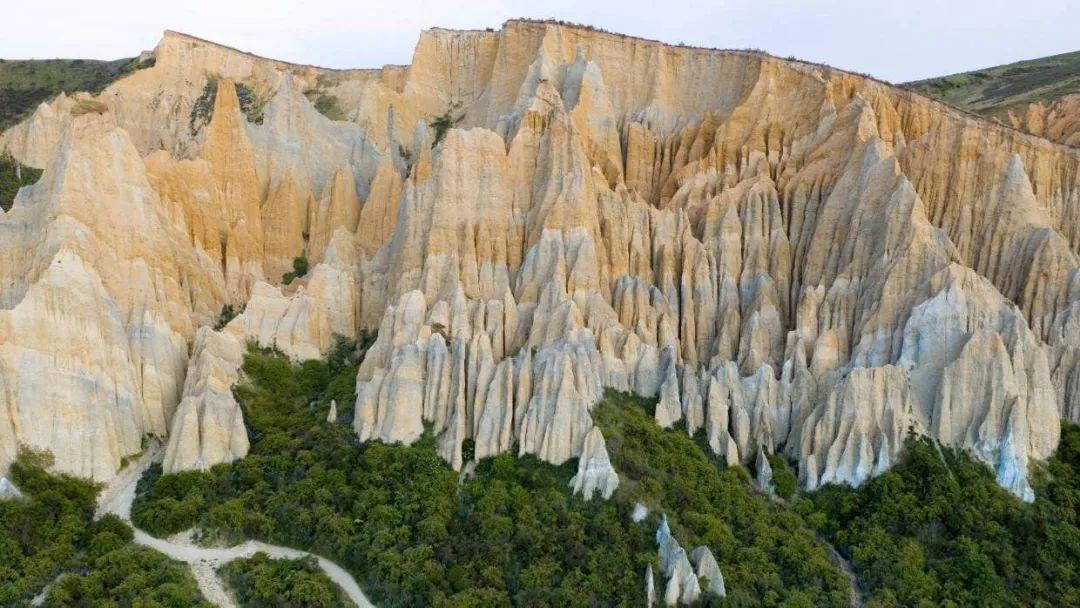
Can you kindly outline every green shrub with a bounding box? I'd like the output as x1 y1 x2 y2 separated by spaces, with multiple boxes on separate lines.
292 255 309 276
220 552 354 607
0 448 98 604
593 392 851 606
0 447 211 606
189 78 264 134
133 349 851 607
807 425 1080 607
767 453 798 500
0 153 43 211
42 542 212 607
215 303 242 329
282 255 309 285
429 105 462 147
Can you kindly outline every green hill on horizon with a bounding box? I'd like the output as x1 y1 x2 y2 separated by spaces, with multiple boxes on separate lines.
906 50 1080 119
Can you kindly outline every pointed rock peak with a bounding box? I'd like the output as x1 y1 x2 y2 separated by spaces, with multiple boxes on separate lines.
278 69 295 93
573 43 587 65
998 153 1045 223
645 563 657 606
689 546 726 598
332 164 357 192
213 77 242 116
0 477 24 501
656 513 672 546
755 449 775 493
203 79 257 169
996 428 1035 503
569 426 619 500
1005 153 1029 187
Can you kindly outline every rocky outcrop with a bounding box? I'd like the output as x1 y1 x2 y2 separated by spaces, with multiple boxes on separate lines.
0 20 1075 499
569 426 619 499
1006 94 1080 147
755 450 775 494
645 564 657 606
656 516 701 605
689 546 726 598
162 327 249 473
0 111 204 481
0 477 22 500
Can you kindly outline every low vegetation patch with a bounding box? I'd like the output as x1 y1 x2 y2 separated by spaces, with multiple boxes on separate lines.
189 78 265 134
0 448 211 606
303 88 346 121
69 98 108 116
220 552 355 608
0 153 43 212
281 255 309 285
906 50 1080 119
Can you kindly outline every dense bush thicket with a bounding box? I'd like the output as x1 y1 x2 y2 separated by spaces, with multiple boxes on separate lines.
132 343 852 606
593 393 851 607
0 449 210 607
809 424 1080 607
1 153 43 211
220 552 354 608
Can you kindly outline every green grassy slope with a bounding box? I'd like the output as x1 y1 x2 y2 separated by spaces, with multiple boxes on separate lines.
905 50 1080 118
0 57 149 132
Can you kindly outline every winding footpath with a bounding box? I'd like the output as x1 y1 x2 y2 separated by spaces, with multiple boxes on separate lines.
94 445 374 608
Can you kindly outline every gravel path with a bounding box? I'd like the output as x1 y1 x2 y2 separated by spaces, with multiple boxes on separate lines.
96 445 374 608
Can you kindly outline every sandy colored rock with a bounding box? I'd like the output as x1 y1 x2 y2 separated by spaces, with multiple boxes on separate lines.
569 426 620 500
163 327 249 473
0 20 1075 498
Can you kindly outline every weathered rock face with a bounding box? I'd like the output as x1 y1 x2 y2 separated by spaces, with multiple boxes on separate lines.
645 564 657 606
1006 94 1080 148
0 20 1075 498
656 516 701 605
569 426 619 499
162 327 248 473
689 546 726 599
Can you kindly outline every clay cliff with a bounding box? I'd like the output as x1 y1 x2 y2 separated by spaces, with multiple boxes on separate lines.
905 49 1079 147
1005 94 1080 147
1 20 1077 502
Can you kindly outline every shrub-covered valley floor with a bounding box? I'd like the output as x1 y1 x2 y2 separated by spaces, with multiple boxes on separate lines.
3 338 1077 607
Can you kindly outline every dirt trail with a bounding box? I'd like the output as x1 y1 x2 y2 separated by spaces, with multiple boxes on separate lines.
95 445 374 608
